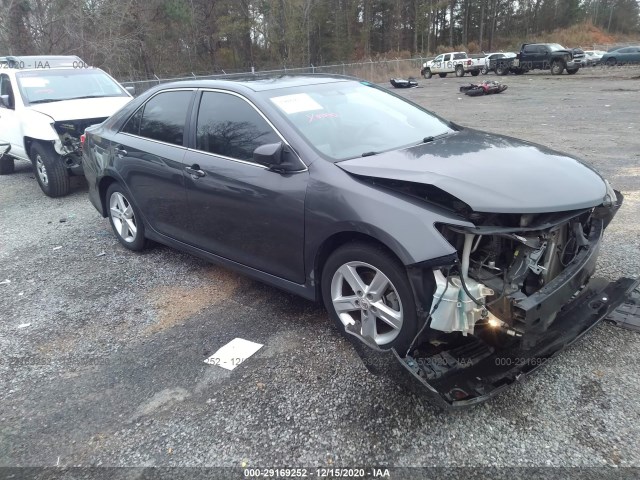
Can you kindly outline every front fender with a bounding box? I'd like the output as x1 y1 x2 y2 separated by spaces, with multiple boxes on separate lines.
304 161 473 282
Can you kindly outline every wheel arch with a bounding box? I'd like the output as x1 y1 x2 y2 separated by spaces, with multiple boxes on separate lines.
313 231 405 300
97 175 119 217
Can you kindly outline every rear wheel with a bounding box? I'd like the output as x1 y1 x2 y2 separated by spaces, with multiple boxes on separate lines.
567 68 579 75
496 65 509 76
30 142 70 197
0 155 14 175
106 183 146 251
455 65 465 77
321 243 419 352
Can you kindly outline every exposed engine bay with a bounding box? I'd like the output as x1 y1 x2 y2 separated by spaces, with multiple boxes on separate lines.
53 118 106 165
430 204 616 348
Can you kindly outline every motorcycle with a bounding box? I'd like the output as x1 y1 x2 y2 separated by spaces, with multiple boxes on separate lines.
459 80 508 96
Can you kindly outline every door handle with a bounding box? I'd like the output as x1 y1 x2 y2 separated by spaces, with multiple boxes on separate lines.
185 164 206 178
115 147 128 157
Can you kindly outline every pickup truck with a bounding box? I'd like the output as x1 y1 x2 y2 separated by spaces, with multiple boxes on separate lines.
420 52 482 78
494 43 584 75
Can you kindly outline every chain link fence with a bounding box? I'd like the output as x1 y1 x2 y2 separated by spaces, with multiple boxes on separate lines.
119 57 433 96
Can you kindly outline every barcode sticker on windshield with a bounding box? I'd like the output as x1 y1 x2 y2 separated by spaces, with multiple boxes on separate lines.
271 93 323 114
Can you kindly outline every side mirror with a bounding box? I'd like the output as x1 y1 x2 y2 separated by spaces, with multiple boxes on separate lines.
253 142 283 168
125 86 135 96
0 95 10 108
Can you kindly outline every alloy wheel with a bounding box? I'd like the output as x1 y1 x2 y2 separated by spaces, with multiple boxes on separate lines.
109 191 137 243
36 155 48 186
330 261 403 345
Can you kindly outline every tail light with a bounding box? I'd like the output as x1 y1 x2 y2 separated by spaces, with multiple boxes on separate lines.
80 133 86 150
467 59 472 65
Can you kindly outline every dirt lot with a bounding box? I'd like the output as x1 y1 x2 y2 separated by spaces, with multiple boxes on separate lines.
1 67 640 471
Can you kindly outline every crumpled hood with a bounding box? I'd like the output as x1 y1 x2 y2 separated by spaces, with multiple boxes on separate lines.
337 129 607 214
28 96 132 121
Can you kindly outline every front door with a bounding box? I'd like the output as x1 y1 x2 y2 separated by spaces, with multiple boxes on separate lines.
183 90 308 283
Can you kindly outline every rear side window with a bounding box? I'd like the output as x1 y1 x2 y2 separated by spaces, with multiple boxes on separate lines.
129 90 192 146
453 53 466 60
523 45 537 53
195 92 280 162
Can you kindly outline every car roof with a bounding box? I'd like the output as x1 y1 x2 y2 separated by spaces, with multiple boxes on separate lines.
152 74 355 93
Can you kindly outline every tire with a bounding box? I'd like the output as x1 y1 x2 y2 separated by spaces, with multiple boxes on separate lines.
465 87 485 97
496 65 509 76
481 66 489 75
513 68 525 75
30 142 70 197
471 70 480 76
105 183 146 251
567 68 579 75
455 65 465 77
0 155 15 175
550 60 564 75
438 73 447 78
606 58 616 67
423 69 432 79
321 242 419 352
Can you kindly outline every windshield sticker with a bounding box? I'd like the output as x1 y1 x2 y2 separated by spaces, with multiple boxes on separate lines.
271 93 323 114
19 77 49 87
306 112 338 123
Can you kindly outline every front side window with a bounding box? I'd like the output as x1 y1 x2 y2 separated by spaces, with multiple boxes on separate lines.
136 90 192 146
195 92 280 162
16 69 128 105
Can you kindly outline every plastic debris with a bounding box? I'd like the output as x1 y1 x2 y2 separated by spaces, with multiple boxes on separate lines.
52 246 62 251
0 279 10 285
17 323 31 329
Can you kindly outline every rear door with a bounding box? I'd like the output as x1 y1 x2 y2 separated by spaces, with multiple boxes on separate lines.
182 90 308 283
111 88 195 241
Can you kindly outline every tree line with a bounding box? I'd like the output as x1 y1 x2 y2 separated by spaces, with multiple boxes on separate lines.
1 0 639 79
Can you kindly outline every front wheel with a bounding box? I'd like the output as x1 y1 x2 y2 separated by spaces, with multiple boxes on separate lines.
438 73 447 78
423 69 432 79
551 60 565 75
321 243 419 352
106 183 146 251
30 142 70 197
567 68 579 75
496 65 509 76
481 66 489 75
455 65 465 77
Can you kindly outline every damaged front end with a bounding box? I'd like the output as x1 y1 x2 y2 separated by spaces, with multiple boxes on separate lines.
432 190 622 349
52 118 107 171
348 189 637 407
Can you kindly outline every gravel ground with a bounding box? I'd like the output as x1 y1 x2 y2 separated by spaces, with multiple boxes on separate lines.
1 67 639 471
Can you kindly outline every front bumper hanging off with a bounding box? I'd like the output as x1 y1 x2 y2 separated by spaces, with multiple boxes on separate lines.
347 276 640 409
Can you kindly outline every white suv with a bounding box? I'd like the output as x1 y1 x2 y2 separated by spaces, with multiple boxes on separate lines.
0 55 132 197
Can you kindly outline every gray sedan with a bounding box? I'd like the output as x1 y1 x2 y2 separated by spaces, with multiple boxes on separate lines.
82 75 622 404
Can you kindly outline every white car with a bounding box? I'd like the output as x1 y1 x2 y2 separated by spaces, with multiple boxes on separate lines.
583 50 607 66
420 52 482 79
479 52 517 74
0 55 132 197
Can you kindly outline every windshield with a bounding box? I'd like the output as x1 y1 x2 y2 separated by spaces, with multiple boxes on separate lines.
548 44 568 52
16 69 128 105
263 81 453 161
